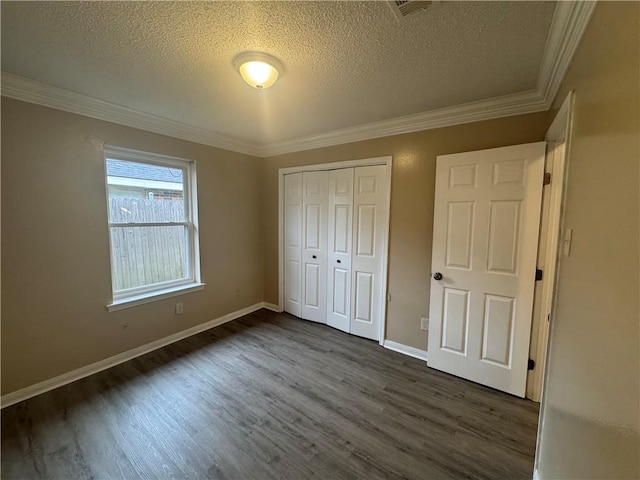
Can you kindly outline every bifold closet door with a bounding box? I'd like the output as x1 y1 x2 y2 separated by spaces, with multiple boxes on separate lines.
326 168 354 333
284 173 303 317
301 171 329 323
350 165 388 340
284 165 388 340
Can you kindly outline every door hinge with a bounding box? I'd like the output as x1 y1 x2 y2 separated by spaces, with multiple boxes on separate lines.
535 269 543 281
528 359 536 371
543 172 551 186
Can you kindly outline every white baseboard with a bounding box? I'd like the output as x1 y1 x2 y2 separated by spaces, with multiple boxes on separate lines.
1 302 269 408
383 340 429 362
262 302 283 312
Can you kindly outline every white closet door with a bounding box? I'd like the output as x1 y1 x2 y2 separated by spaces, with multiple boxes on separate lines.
326 168 354 332
301 171 329 323
283 173 303 317
350 165 388 340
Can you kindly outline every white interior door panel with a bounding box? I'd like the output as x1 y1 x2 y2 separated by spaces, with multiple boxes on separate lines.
327 168 354 332
428 142 545 397
301 171 328 323
283 173 302 317
350 165 388 341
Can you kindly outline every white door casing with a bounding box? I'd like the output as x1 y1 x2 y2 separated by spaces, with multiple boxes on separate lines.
350 165 389 341
427 142 545 397
527 141 565 401
327 168 354 332
284 173 303 317
301 171 329 323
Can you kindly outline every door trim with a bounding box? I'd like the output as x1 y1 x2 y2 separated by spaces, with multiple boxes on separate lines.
278 156 393 344
527 91 574 402
533 91 575 478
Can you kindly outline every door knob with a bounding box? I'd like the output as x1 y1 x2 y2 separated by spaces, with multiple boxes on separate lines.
337 259 342 263
312 255 317 259
433 272 443 280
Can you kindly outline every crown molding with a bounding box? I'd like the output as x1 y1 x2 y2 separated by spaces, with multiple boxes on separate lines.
0 73 263 157
536 0 598 109
0 1 596 158
260 89 548 156
261 0 597 157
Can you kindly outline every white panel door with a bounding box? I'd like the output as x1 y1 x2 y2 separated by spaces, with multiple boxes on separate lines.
428 142 545 397
326 168 354 332
301 171 329 323
284 173 303 317
350 165 388 340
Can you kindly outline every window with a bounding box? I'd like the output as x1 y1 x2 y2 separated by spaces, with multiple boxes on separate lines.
104 146 203 311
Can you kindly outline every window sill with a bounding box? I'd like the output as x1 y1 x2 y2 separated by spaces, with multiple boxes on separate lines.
106 282 206 312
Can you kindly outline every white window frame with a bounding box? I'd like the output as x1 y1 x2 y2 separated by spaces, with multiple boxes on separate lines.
104 145 204 312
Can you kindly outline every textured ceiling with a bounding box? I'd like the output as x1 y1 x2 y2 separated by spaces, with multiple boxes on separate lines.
1 1 556 145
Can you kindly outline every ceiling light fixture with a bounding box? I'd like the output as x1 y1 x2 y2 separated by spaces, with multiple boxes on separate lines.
234 52 283 90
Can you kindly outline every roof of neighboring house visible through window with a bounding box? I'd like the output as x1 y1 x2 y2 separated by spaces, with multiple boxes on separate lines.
106 159 183 184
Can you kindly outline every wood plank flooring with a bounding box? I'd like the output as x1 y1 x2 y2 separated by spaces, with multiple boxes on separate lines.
1 309 540 479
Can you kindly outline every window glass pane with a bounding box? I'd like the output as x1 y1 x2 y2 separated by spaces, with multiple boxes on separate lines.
110 225 187 291
106 159 185 223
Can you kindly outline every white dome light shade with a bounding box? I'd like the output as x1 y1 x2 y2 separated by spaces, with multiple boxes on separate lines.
234 52 283 89
240 61 276 88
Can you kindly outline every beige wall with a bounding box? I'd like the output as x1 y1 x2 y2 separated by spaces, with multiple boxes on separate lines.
536 2 639 479
1 98 264 394
4 20 637 480
262 113 549 348
1 99 549 397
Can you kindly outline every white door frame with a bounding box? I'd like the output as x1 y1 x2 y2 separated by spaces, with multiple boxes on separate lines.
526 92 574 402
278 156 393 345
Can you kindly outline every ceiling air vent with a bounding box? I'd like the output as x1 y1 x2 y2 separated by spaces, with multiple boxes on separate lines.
387 0 440 21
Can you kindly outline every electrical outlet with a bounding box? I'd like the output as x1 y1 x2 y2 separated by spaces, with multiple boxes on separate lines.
235 289 241 297
420 317 429 331
175 302 184 315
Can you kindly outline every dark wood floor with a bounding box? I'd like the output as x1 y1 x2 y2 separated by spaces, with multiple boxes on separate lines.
2 309 540 479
